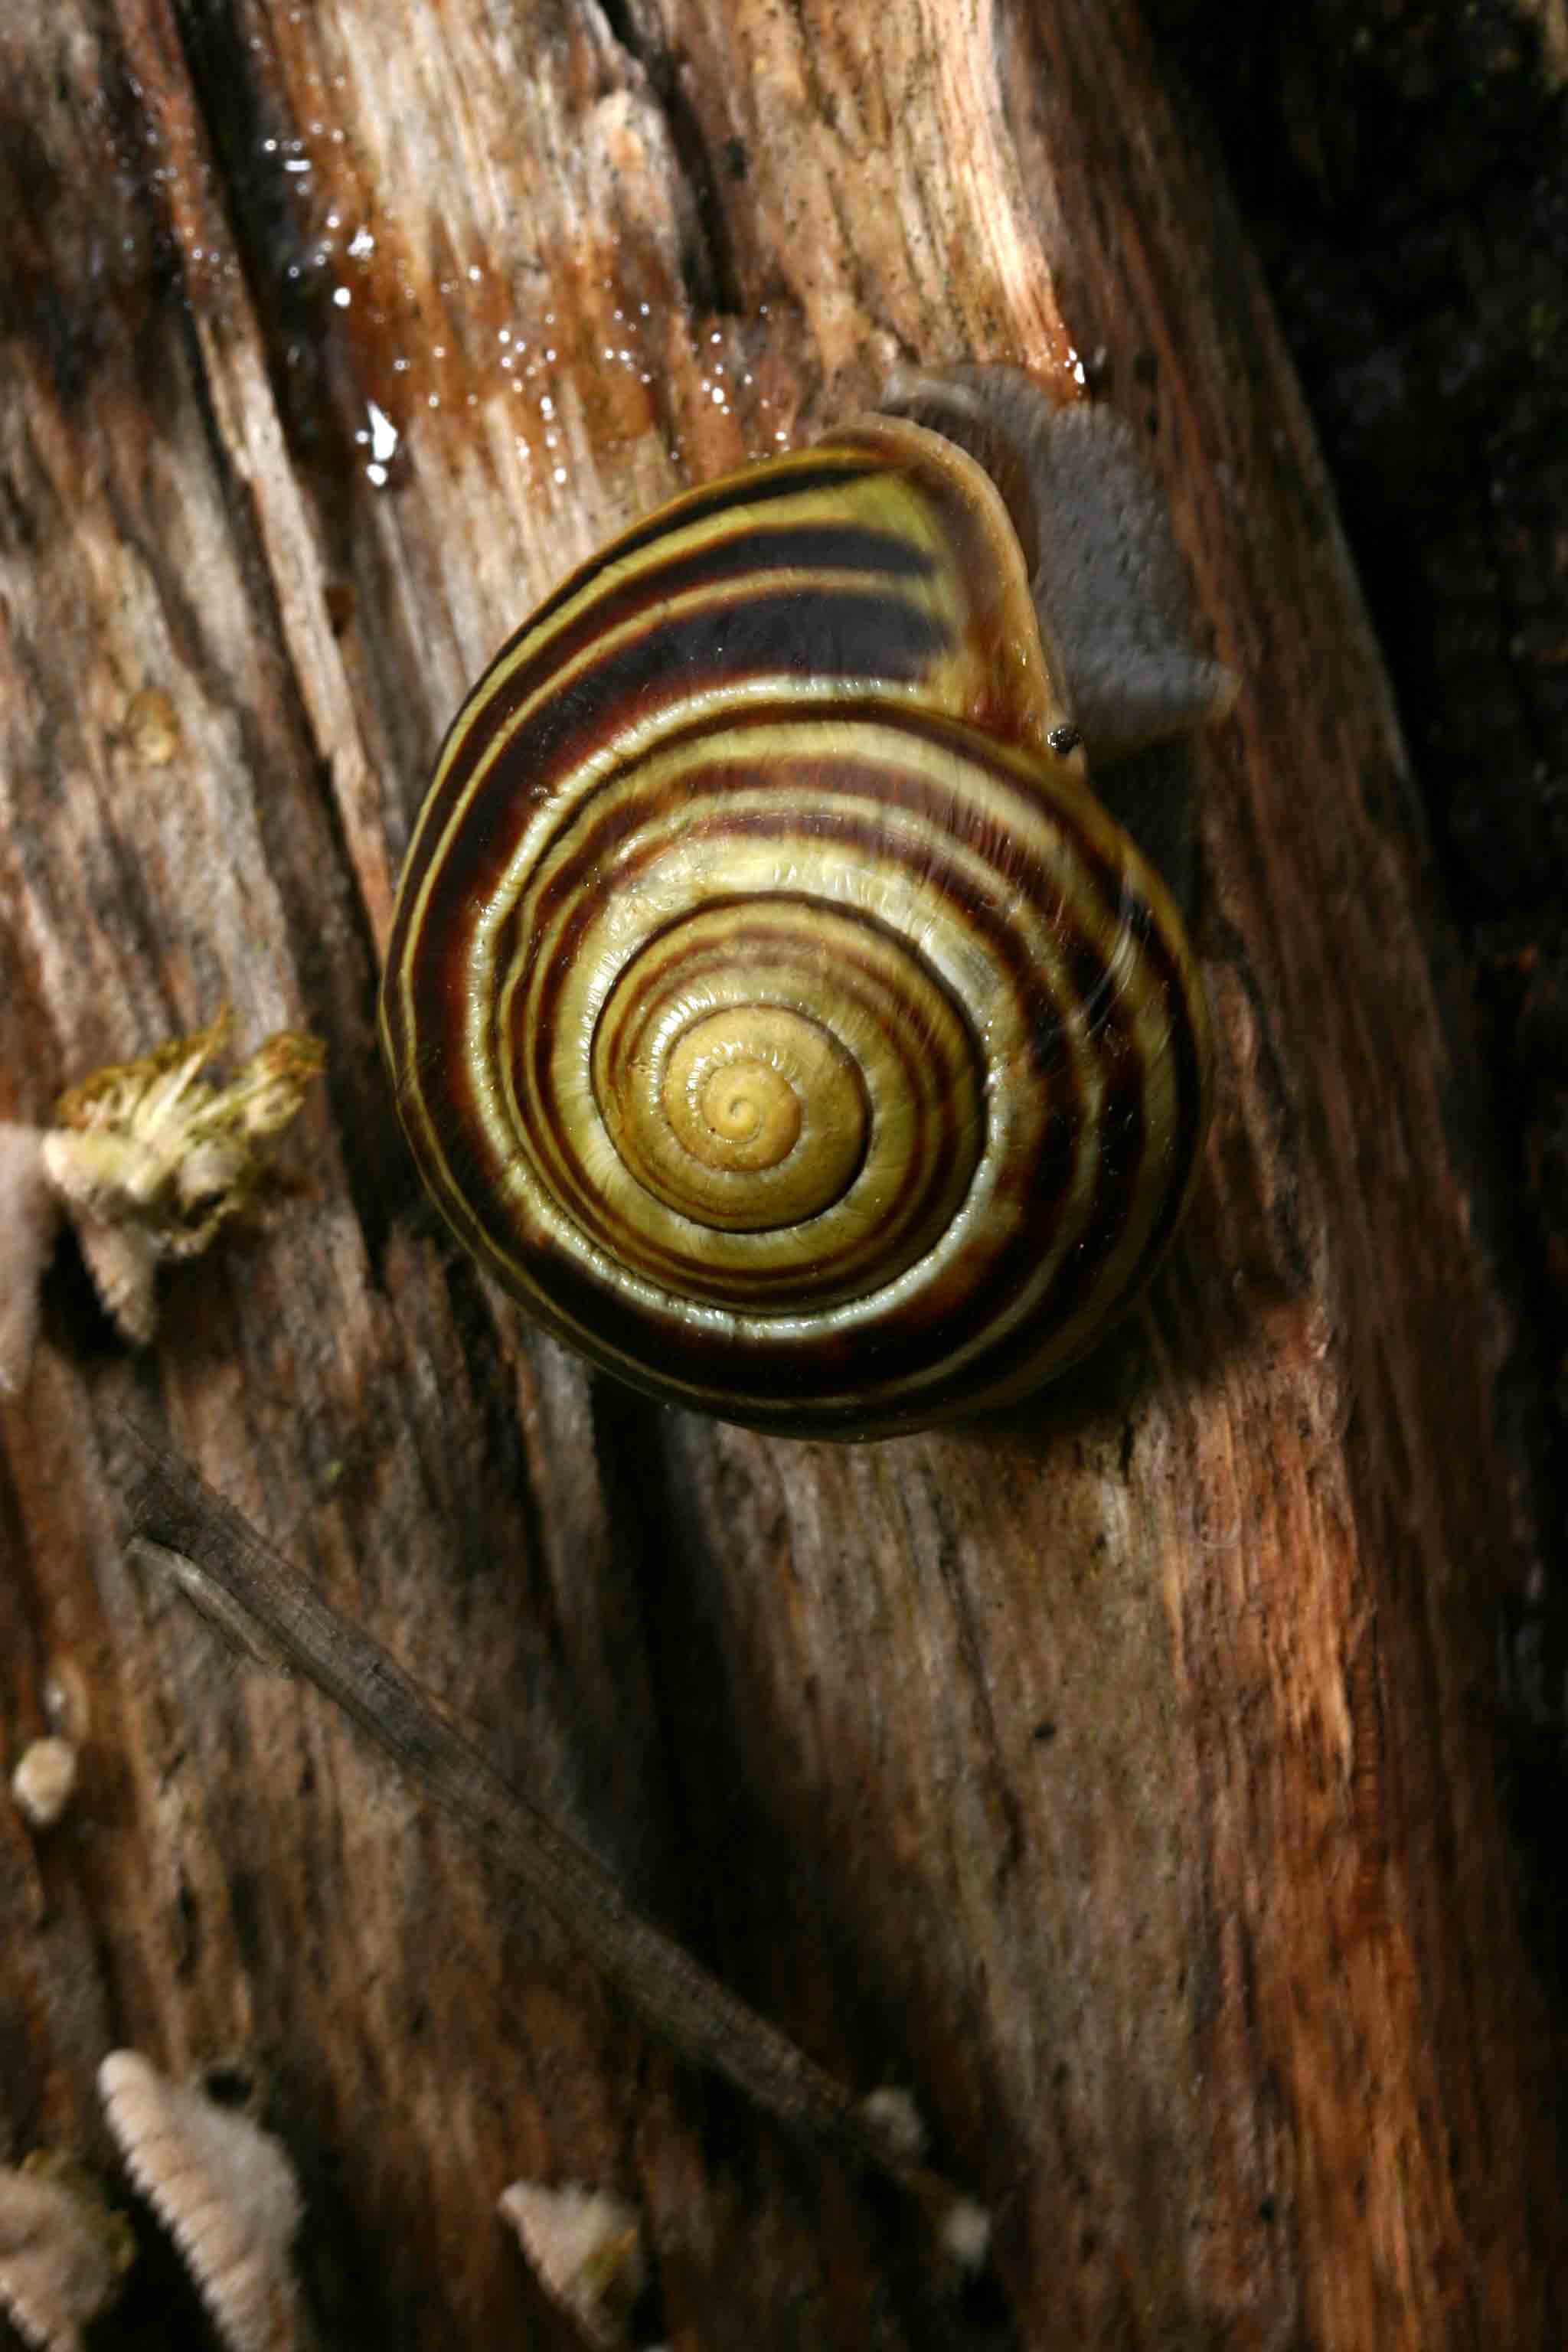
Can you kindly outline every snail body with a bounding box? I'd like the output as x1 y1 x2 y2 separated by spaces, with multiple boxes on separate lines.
381 368 1233 1438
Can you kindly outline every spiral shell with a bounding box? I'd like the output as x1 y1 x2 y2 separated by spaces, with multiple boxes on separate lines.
381 377 1219 1438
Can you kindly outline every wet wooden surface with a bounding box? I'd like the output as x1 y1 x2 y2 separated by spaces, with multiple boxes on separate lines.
1 2 1561 2346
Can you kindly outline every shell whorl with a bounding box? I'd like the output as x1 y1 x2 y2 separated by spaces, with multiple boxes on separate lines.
381 399 1214 1438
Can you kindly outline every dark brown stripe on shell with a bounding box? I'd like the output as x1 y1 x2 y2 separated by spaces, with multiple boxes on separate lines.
394 494 937 930
388 586 955 1071
485 453 884 664
387 696 1207 1426
587 917 973 1289
423 760 1089 1374
413 524 945 874
556 913 978 1296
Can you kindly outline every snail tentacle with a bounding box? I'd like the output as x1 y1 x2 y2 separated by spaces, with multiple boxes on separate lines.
880 363 1237 763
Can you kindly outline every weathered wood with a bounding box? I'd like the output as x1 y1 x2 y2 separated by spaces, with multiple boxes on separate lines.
1 3 1560 2348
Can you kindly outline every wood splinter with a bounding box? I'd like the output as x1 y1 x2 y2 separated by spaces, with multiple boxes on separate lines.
116 1417 991 2271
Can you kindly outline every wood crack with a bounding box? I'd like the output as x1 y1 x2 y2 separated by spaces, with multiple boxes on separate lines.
588 0 747 317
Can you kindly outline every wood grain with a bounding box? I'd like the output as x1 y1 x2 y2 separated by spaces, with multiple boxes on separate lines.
1 2 1560 2346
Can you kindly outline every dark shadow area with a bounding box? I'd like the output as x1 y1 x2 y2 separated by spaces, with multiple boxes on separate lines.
1149 0 1568 2001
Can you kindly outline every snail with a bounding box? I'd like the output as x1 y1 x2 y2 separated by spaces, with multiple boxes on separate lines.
380 365 1235 1438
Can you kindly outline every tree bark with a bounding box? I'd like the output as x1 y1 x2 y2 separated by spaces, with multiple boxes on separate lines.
1 3 1560 2348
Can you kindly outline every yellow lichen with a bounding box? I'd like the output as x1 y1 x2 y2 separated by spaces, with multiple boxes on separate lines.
0 1010 325 1383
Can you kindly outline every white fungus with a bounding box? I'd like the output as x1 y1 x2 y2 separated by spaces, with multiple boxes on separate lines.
855 2084 929 2164
0 2158 132 2350
9 1738 79 1831
939 2194 994 2275
498 2178 647 2347
97 2050 303 2352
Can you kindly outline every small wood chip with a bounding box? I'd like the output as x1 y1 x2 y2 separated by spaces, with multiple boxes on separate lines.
0 1125 60 1393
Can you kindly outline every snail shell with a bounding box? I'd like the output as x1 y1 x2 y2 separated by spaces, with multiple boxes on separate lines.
380 366 1233 1438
